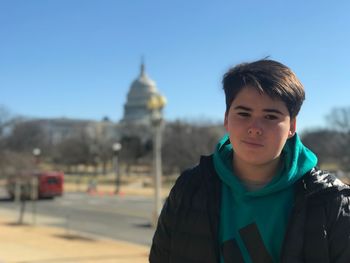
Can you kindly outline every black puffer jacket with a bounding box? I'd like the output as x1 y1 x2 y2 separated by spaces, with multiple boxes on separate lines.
149 155 350 263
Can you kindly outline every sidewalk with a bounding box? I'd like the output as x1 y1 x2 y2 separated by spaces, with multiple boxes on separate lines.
64 182 171 198
0 181 170 262
0 211 150 263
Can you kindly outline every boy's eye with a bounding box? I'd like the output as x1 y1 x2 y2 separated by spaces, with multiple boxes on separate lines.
265 115 278 120
237 112 250 117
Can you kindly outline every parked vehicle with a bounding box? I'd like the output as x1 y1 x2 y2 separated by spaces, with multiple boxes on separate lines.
6 171 64 200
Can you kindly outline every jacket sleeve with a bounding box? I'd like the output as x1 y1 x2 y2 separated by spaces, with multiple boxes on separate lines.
328 192 350 263
149 171 189 263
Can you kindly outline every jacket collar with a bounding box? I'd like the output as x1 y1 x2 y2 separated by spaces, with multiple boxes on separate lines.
291 168 350 210
301 168 349 197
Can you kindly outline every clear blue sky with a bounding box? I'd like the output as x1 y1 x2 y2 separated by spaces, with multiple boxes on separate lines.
1 0 349 132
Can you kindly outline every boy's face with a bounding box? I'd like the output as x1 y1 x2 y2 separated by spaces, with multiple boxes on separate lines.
224 86 296 167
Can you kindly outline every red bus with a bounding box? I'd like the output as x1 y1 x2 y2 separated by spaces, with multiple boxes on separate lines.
7 171 64 200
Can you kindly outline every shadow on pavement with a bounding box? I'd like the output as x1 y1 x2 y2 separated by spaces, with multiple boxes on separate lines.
0 197 55 202
133 222 152 228
13 253 149 263
53 233 97 242
0 197 14 202
5 222 31 227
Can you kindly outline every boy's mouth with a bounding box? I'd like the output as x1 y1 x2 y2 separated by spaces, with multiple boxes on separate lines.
241 140 264 148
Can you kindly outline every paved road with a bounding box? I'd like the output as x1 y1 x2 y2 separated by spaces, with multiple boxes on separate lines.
0 191 157 246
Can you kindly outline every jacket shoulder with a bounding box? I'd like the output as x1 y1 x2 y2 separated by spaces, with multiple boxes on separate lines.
297 169 350 262
168 155 216 205
149 155 220 263
301 168 350 196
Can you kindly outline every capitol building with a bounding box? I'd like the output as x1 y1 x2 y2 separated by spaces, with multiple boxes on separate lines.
122 63 164 125
21 63 166 145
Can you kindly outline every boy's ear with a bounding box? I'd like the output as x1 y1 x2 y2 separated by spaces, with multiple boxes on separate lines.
288 117 297 138
224 111 228 131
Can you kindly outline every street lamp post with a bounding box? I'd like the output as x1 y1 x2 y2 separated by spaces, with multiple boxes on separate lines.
33 148 41 166
112 142 122 194
18 147 41 225
147 94 167 227
32 147 41 200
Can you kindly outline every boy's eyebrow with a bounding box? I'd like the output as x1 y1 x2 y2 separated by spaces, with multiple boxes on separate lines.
233 105 284 115
234 106 252 111
263 109 284 115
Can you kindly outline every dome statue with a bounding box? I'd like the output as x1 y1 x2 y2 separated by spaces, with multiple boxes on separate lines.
122 63 162 125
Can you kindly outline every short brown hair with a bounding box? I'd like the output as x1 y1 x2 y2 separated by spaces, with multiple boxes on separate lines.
222 59 305 118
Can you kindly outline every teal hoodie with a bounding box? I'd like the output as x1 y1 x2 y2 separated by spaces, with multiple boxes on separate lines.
213 133 317 263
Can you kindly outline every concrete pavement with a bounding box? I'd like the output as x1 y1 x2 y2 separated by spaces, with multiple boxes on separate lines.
0 181 166 263
0 179 173 262
64 181 171 198
0 209 150 263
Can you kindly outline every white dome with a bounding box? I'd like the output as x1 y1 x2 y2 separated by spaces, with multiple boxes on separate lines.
128 76 157 101
122 63 162 124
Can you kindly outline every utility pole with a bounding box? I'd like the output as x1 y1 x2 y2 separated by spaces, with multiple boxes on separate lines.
31 148 41 225
112 142 122 194
147 93 167 227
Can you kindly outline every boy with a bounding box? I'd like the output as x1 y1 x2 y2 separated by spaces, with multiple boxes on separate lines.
149 59 350 263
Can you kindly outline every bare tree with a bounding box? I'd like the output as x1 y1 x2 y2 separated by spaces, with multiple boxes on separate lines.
301 129 343 166
323 107 350 171
162 121 225 174
119 135 149 175
53 133 92 169
95 138 114 174
0 106 19 178
0 105 11 137
5 120 47 154
327 107 350 133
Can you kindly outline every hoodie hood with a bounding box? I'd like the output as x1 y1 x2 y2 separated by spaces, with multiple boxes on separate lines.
213 133 318 197
215 133 318 263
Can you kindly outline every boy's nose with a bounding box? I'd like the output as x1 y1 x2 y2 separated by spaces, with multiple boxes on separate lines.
248 127 263 136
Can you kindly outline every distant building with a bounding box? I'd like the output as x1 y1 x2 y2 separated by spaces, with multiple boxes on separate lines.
6 63 164 147
19 118 119 145
122 62 163 125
